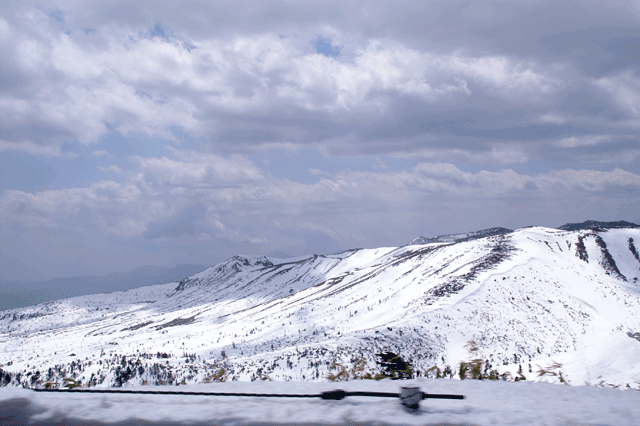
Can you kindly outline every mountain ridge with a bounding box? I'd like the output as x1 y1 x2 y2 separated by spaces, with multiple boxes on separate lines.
408 227 513 245
1 225 639 389
407 220 640 247
557 220 640 231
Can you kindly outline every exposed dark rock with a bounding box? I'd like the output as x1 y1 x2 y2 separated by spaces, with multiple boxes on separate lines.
594 235 627 281
123 321 153 332
629 238 640 263
154 316 196 330
575 235 588 263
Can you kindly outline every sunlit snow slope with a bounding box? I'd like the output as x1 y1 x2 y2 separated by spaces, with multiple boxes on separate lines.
1 226 639 388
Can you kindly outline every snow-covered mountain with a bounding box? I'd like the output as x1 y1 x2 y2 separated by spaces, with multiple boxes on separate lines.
1 225 639 390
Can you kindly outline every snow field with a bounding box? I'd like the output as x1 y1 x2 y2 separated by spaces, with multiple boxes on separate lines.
1 378 640 426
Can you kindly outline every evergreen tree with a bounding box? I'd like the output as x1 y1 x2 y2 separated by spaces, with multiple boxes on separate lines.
375 352 413 379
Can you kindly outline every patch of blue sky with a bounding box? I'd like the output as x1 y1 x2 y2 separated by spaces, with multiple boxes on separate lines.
138 23 176 45
148 23 171 40
0 149 98 193
41 7 75 35
142 23 196 51
46 8 65 24
313 36 341 58
95 126 179 158
0 128 180 192
134 90 170 105
0 152 54 192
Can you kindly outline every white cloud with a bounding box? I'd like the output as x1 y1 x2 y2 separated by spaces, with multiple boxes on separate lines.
594 71 640 118
0 181 145 235
2 1 640 278
98 165 122 173
0 17 11 41
554 135 612 148
412 142 530 165
0 7 569 157
538 113 568 125
1 148 639 249
541 168 640 192
446 54 563 98
133 149 265 189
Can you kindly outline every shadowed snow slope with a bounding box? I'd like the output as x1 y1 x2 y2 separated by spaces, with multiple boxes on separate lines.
1 226 639 389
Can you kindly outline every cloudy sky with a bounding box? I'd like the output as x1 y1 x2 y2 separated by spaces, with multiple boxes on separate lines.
1 0 639 282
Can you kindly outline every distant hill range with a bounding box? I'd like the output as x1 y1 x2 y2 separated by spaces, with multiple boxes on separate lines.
557 220 640 231
408 227 513 245
408 220 640 246
267 250 293 258
0 264 207 310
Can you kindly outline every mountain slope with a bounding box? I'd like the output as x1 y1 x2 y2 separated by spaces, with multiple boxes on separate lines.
1 227 639 389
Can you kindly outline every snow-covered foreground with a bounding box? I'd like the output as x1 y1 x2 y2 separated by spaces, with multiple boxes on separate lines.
1 379 639 426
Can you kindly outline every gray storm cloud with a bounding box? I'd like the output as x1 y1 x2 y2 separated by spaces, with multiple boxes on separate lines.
0 0 639 281
0 1 638 162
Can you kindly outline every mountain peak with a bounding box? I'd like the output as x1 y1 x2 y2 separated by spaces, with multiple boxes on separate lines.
557 220 640 231
267 250 293 258
409 227 513 245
